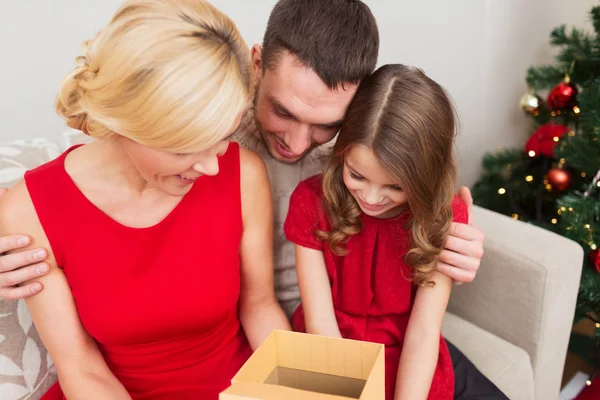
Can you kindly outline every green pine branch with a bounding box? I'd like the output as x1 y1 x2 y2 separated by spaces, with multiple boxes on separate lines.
579 79 600 136
529 8 600 89
592 6 600 41
526 65 565 90
551 25 595 61
558 194 600 238
578 267 600 321
481 149 527 175
555 79 600 174
556 135 600 176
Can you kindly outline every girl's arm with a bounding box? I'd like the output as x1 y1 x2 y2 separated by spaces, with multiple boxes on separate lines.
0 182 131 400
295 245 341 338
394 272 452 400
238 148 291 350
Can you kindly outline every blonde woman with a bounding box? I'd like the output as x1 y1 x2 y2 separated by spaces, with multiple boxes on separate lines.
0 0 289 399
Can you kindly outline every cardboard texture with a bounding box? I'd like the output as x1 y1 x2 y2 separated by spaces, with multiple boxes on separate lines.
220 330 385 400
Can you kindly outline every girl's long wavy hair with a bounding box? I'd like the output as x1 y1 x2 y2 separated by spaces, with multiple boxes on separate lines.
318 64 459 286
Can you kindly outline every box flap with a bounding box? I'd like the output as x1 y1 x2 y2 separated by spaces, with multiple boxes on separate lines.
232 331 277 383
264 366 365 398
358 344 385 399
220 381 366 400
273 330 383 380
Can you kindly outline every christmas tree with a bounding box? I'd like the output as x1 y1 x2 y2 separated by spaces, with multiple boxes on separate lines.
472 6 600 366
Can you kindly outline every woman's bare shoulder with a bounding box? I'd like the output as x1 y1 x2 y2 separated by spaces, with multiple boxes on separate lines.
0 180 45 239
238 147 269 189
239 147 267 176
238 146 272 222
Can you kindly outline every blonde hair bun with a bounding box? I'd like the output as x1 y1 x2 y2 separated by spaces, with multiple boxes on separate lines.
56 0 251 152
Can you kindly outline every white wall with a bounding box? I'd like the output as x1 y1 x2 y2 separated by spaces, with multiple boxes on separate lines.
367 0 598 187
0 0 597 187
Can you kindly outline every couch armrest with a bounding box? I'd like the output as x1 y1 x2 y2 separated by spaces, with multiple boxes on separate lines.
447 206 584 400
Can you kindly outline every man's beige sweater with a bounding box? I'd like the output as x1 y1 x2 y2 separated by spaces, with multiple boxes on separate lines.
232 108 332 316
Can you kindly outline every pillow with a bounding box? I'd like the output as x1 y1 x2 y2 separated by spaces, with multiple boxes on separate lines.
0 139 60 189
0 138 60 399
61 128 95 151
0 300 57 400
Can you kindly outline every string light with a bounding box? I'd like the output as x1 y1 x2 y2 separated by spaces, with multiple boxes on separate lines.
592 244 598 250
559 158 566 164
587 379 592 386
581 172 587 178
553 136 560 142
545 184 552 191
551 218 558 224
512 214 519 220
561 207 567 212
551 111 557 117
557 209 562 215
585 224 591 229
568 131 576 137
528 150 536 157
569 207 574 212
573 106 581 114
498 188 506 195
525 175 534 182
597 181 600 187
596 323 600 329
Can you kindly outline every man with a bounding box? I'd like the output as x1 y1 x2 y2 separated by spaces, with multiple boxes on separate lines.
0 0 504 398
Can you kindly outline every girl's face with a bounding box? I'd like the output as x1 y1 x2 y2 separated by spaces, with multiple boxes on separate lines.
342 145 407 219
119 137 231 197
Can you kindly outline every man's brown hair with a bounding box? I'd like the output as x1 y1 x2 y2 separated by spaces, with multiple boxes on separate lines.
262 0 379 89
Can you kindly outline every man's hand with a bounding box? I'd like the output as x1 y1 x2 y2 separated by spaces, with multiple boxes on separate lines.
436 187 485 283
0 188 49 300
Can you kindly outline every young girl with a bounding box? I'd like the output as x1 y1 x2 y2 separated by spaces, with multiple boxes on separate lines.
284 64 467 400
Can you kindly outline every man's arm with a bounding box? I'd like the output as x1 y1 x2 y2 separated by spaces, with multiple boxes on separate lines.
237 148 291 350
436 187 484 283
0 182 131 400
0 188 50 300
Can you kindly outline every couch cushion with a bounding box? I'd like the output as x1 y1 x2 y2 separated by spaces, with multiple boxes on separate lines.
0 139 60 399
443 311 534 400
0 300 57 400
61 128 95 151
0 139 60 189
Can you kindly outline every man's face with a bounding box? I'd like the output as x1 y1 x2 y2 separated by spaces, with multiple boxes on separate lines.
252 46 359 163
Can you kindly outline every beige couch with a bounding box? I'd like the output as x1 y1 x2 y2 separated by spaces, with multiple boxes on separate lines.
442 206 583 400
0 136 584 400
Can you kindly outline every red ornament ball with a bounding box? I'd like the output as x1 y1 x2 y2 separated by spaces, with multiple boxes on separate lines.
590 250 600 273
547 167 572 191
548 80 578 111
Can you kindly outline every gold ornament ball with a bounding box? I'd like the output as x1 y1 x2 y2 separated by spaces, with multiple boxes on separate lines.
519 92 542 116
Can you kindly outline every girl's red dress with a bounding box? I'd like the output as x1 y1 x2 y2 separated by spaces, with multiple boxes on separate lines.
285 175 467 400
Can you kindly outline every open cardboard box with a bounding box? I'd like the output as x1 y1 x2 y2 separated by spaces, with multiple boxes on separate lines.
220 330 385 400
